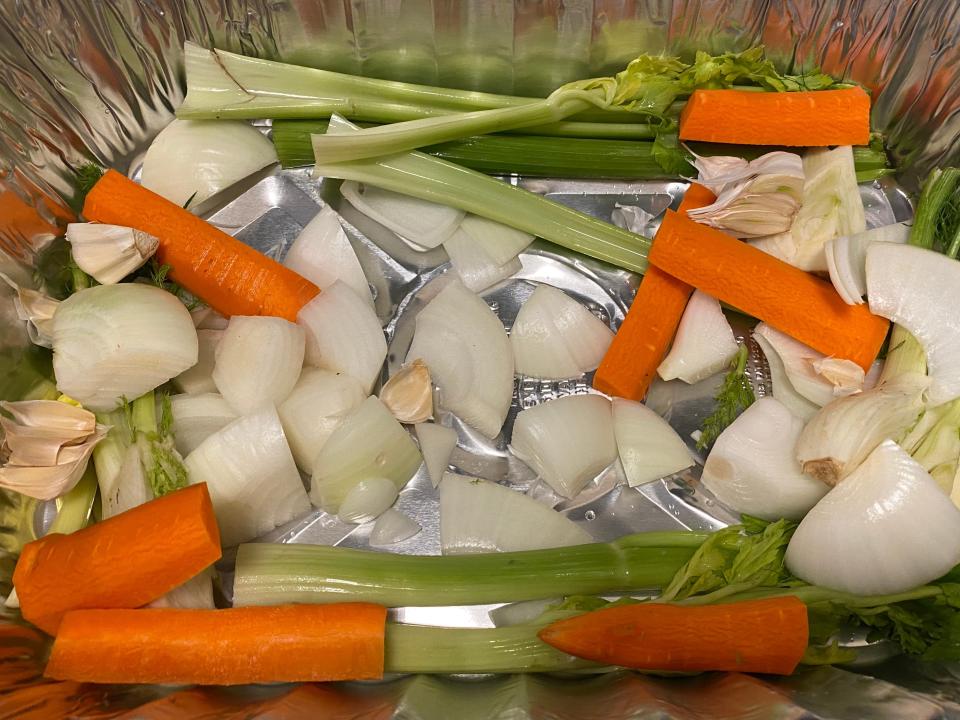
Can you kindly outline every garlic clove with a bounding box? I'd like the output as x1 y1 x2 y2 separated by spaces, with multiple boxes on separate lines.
379 359 434 424
0 425 107 500
66 223 159 285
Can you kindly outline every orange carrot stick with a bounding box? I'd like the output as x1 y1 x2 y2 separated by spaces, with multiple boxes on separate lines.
82 170 320 321
45 604 387 685
592 184 716 401
13 483 221 635
679 87 871 146
539 597 808 674
648 210 888 370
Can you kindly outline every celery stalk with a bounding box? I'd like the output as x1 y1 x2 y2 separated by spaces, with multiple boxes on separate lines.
232 532 707 608
48 465 97 534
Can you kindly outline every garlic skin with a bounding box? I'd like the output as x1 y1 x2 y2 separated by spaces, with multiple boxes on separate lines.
66 223 159 284
811 358 865 398
380 359 434 424
0 271 59 348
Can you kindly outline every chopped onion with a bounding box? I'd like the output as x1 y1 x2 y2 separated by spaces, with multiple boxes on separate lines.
277 368 366 472
173 329 222 395
406 279 513 438
440 472 592 554
298 280 387 394
415 422 458 488
337 477 399 524
510 394 617 499
141 119 277 210
701 397 828 520
379 359 433 424
65 223 158 284
657 291 738 384
443 226 522 292
370 508 421 547
458 215 534 264
311 396 422 513
283 206 374 307
611 204 658 237
195 308 229 331
786 440 960 595
212 316 305 415
825 223 911 305
100 443 152 519
340 180 464 250
752 331 819 421
612 398 694 487
796 375 927 486
52 284 198 412
184 405 310 547
867 243 960 405
170 393 238 457
149 569 215 609
510 284 613 380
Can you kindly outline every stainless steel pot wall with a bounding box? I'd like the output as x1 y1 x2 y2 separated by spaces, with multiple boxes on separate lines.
1 2 960 718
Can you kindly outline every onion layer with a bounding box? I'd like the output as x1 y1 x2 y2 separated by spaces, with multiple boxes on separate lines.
341 180 463 249
173 329 222 395
612 398 694 487
657 291 738 384
337 477 399 524
170 393 238 457
415 422 458 488
370 508 421 547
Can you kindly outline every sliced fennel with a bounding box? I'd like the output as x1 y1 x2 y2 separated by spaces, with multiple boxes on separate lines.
297 280 387 394
751 146 865 272
338 478 399 524
169 392 237 457
867 243 960 405
900 399 960 494
440 472 592 554
172 328 222 395
340 180 464 250
184 405 310 547
277 368 366 472
310 396 422 513
415 422 458 488
825 223 911 305
657 291 738 384
406 279 513 438
140 119 277 210
65 223 158 284
510 394 617 499
283 206 373 307
510 284 613 380
52 284 198 412
752 331 819 421
212 316 305 415
611 398 694 487
370 508 421 547
786 440 960 595
701 397 828 520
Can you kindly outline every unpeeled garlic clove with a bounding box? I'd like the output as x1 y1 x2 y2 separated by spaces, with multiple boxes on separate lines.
379 359 434 424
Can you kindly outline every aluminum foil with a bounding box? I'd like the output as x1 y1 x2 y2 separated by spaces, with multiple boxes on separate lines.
1 1 959 717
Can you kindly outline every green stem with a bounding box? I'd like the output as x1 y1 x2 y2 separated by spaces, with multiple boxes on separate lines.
910 167 960 251
130 391 158 436
48 465 98 534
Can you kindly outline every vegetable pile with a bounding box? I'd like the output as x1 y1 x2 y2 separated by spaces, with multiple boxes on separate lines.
7 41 960 686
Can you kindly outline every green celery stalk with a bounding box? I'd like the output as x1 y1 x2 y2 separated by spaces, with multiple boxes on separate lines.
232 531 707 608
47 465 97 534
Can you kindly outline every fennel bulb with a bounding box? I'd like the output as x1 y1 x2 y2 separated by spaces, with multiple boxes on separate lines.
825 223 911 305
65 223 158 285
169 393 237 457
611 398 694 487
657 291 738 384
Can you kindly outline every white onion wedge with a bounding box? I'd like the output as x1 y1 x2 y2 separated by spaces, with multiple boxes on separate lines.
52 284 198 412
415 422 458 488
458 215 534 264
283 206 374 307
341 180 464 249
612 398 694 486
277 368 366 472
311 397 422 513
786 440 960 595
701 397 828 520
657 291 738 384
170 393 238 457
213 316 305 415
510 284 613 380
185 405 310 547
141 119 277 209
867 243 960 405
443 226 522 292
825 223 910 305
510 394 617 499
337 477 399 524
173 329 222 395
298 280 387 394
370 508 421 547
440 472 591 554
406 279 513 438
752 331 820 421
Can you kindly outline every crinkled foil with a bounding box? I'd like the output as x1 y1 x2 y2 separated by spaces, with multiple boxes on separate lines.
1 1 959 717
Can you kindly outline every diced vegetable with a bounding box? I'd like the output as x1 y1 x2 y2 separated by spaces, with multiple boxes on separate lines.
337 478 399 524
172 328 222 395
370 509 421 547
149 569 215 609
657 290 738 384
611 398 694 487
169 393 237 457
45 604 386 684
13 483 221 634
825 223 911 305
752 331 819 421
442 227 522 293
65 223 158 284
415 422 457 488
82 169 320 321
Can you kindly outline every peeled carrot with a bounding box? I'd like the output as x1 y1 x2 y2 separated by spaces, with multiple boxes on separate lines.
592 184 716 400
648 210 888 370
45 604 386 684
679 87 871 147
13 483 221 635
82 170 320 321
539 597 809 674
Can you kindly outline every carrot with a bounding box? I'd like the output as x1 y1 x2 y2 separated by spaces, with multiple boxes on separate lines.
44 604 387 684
538 596 808 675
679 87 871 147
648 210 889 370
592 184 716 400
82 169 320 321
13 483 221 635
